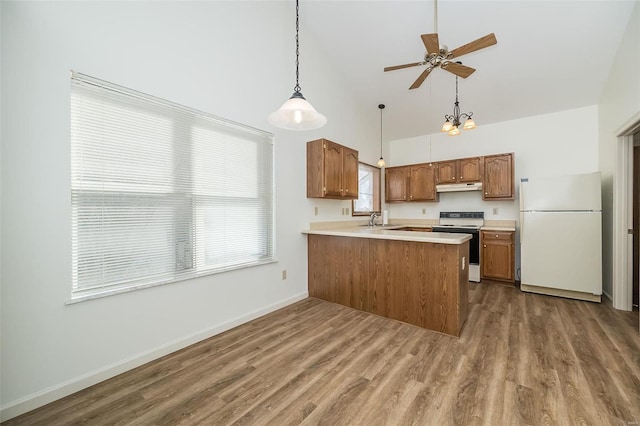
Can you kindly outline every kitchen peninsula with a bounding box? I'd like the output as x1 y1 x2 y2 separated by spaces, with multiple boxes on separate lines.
302 224 471 336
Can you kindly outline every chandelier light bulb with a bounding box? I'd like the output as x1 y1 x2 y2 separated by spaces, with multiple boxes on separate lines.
448 126 460 136
463 118 476 130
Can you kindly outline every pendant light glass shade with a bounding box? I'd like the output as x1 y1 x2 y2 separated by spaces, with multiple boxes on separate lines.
463 118 476 130
448 126 460 136
377 157 387 168
268 0 326 131
268 92 327 130
441 120 453 132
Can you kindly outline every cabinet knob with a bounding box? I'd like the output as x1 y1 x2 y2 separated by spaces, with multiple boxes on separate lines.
345 189 349 193
495 234 499 238
485 192 488 195
451 177 455 180
484 245 487 248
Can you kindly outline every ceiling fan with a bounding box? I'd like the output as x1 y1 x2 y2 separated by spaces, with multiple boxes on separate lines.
384 0 497 89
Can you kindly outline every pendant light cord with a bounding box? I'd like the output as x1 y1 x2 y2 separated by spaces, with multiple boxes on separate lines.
379 104 385 157
294 0 301 94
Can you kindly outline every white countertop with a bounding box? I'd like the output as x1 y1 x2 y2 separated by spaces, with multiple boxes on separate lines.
481 225 516 232
302 225 472 245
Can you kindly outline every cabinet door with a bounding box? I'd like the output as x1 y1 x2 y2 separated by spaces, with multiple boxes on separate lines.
341 146 359 198
385 167 407 201
481 231 514 282
483 153 514 199
459 157 482 183
436 160 458 184
409 163 437 201
323 140 343 197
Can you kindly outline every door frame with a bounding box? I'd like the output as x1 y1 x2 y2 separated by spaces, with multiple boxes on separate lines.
613 111 640 311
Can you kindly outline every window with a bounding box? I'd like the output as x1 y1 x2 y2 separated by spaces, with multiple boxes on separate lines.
70 72 274 301
352 162 381 216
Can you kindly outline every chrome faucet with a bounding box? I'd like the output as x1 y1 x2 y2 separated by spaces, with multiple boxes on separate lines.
369 212 380 227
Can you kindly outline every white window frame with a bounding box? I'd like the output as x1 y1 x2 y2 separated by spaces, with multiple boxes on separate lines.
69 71 275 302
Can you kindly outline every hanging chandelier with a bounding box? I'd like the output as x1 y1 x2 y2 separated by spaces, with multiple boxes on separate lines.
377 104 386 167
441 69 476 136
268 0 326 130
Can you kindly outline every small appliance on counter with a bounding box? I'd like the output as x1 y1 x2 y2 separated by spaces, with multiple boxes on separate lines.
432 211 484 282
519 172 602 302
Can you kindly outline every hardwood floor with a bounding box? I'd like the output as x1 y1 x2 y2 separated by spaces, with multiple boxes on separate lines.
4 282 640 425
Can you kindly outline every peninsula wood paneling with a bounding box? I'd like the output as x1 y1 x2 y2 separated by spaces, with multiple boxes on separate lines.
308 234 469 336
307 234 369 310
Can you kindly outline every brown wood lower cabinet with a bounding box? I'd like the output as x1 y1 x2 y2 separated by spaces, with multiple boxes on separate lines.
480 230 515 282
308 234 469 336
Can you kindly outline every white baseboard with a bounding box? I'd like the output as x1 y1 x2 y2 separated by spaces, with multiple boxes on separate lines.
0 292 308 422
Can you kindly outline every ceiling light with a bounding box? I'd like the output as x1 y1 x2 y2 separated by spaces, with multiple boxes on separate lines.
441 69 476 136
377 104 386 167
268 0 326 130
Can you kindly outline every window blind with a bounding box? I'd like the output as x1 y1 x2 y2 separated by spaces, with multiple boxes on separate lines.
70 71 275 300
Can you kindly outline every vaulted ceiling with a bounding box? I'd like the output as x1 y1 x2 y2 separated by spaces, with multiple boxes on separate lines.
302 0 637 141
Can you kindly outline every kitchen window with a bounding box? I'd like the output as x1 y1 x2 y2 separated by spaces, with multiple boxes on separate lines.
352 162 381 216
70 72 274 301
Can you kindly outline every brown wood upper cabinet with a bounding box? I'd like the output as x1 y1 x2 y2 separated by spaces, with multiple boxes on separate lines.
483 153 514 200
307 138 359 199
385 166 408 201
385 163 438 202
436 157 482 184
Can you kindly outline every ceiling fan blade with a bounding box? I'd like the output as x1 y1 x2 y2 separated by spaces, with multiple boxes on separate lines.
449 33 497 58
384 62 423 72
442 62 476 78
409 68 432 90
421 33 440 55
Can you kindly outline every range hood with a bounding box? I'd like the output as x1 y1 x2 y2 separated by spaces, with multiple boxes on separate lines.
436 182 483 193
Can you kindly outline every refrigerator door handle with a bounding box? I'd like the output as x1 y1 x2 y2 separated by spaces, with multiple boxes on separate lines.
520 211 524 243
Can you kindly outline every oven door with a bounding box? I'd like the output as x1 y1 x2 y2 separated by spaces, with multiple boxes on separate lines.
432 227 479 265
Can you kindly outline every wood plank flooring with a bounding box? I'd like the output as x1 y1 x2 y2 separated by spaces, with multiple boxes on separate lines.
4 282 640 425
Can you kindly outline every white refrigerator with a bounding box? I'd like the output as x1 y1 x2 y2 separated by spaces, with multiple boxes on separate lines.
519 172 602 301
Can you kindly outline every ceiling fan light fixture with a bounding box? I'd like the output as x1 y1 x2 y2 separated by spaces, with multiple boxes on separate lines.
443 74 476 137
268 0 326 131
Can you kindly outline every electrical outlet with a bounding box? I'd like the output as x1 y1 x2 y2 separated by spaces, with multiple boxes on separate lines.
314 206 318 216
493 207 499 215
422 208 426 214
282 270 287 280
346 207 349 215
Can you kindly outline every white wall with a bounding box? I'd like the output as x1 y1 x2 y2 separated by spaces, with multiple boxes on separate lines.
598 0 640 300
387 105 600 275
0 1 376 419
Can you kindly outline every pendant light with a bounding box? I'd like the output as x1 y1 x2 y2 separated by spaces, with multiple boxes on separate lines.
377 104 386 168
268 0 327 130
